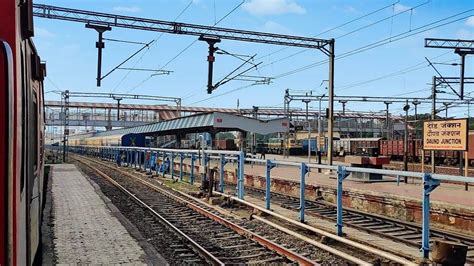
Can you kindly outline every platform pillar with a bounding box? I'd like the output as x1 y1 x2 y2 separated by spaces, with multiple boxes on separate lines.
299 162 309 223
219 154 227 192
149 152 154 174
237 151 245 199
179 153 184 181
155 152 160 176
170 152 175 179
337 165 349 236
161 152 166 177
421 173 440 259
265 160 276 210
190 153 196 185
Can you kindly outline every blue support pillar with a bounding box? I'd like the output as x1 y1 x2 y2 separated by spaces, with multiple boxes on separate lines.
265 160 276 210
299 162 309 223
202 153 209 184
190 153 196 185
161 152 166 177
179 153 184 181
237 151 245 199
148 152 153 174
219 154 227 193
127 150 130 166
132 150 136 167
170 152 175 179
155 152 161 175
336 165 349 236
421 173 440 259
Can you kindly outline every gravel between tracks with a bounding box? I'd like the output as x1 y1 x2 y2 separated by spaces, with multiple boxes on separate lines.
75 158 294 265
75 157 387 265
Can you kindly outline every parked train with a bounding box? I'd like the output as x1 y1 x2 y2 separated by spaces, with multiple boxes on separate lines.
1 1 47 264
331 135 474 166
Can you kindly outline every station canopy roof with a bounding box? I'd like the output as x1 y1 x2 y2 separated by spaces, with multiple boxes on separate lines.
87 112 289 138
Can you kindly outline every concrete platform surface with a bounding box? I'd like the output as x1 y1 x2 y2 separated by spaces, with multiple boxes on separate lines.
51 164 148 264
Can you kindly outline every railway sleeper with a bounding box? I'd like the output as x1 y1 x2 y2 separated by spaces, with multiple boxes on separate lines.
389 230 419 237
400 234 423 240
364 224 396 230
220 252 275 261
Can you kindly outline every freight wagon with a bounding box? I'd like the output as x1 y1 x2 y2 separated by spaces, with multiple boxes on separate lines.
381 133 474 166
215 139 237 150
333 138 383 156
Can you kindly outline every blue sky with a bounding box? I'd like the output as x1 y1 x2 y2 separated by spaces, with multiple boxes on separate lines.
36 0 473 117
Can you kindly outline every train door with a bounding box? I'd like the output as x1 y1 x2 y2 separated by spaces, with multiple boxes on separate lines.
19 41 43 266
0 40 14 266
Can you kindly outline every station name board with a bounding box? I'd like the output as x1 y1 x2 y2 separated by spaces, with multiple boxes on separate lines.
423 118 468 151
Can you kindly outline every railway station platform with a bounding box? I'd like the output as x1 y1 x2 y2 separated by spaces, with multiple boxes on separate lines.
44 164 162 264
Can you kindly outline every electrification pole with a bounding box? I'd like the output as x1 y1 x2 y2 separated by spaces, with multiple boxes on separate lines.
443 102 450 118
113 96 123 121
403 100 410 175
327 39 335 166
383 101 392 139
431 76 436 173
85 24 111 87
199 35 221 94
412 100 421 138
302 99 311 163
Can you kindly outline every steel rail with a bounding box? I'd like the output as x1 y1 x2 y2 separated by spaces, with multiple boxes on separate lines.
77 155 317 266
250 215 370 265
241 185 474 258
74 156 224 266
213 191 417 265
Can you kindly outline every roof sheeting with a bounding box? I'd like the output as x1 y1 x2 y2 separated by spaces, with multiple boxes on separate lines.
93 112 286 138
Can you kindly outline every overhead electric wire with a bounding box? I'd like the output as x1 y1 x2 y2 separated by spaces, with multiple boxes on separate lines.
272 9 473 79
191 9 472 105
186 1 414 103
336 54 455 91
256 0 400 61
111 0 194 92
252 0 430 73
126 0 245 93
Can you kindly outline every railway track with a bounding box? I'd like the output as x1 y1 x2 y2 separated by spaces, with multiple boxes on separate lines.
74 155 420 265
73 156 318 265
235 185 474 263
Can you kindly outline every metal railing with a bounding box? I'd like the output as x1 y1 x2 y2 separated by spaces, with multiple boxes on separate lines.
64 145 474 260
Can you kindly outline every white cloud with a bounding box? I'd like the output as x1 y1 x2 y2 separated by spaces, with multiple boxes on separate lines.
456 29 474 40
113 6 142 13
35 27 55 38
342 5 359 14
466 16 474 27
262 21 291 34
394 3 412 13
242 0 306 15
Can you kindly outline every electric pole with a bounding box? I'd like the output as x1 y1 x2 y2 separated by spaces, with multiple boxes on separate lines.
302 98 311 163
431 76 436 173
403 100 410 176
